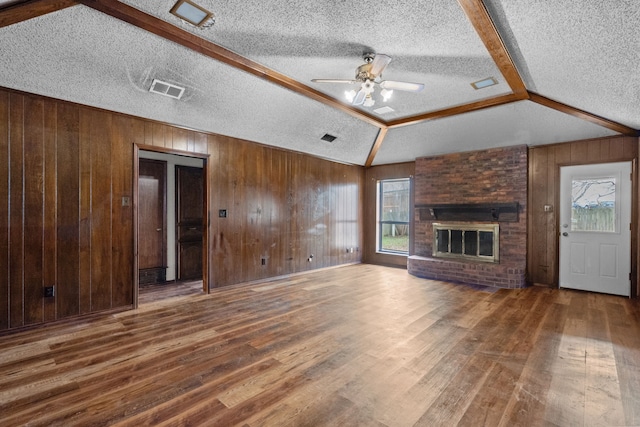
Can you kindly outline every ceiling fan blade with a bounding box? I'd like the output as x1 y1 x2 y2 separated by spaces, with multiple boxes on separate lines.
352 89 367 105
380 80 425 92
369 54 392 77
311 79 358 84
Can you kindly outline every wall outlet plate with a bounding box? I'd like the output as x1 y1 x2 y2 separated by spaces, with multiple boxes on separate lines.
44 286 55 298
219 209 227 218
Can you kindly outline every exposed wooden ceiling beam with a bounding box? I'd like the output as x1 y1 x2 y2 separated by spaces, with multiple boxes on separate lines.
77 0 386 130
529 92 639 136
457 0 528 98
0 0 76 28
365 127 389 168
385 93 524 129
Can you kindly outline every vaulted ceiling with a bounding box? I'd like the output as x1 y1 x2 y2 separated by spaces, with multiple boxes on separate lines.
1 0 638 166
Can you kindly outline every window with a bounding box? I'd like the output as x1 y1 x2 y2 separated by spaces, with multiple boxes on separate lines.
571 177 617 232
377 178 410 254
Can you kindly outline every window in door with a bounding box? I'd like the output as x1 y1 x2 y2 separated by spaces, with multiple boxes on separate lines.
377 178 410 254
571 177 617 232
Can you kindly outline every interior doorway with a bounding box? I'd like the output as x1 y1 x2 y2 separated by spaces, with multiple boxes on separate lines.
135 147 209 306
138 159 167 285
176 165 204 280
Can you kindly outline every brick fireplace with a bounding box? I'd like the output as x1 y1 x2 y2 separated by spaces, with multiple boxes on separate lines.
408 145 527 288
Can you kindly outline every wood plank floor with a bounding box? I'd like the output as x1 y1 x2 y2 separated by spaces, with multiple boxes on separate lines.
139 280 204 305
1 264 640 426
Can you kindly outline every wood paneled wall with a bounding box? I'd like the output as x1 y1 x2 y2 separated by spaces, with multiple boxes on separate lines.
528 136 638 294
363 162 415 268
0 88 364 331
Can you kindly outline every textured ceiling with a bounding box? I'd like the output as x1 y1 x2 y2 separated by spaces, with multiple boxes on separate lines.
0 0 638 166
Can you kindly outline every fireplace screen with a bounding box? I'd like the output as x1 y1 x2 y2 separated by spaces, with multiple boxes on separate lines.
433 223 499 262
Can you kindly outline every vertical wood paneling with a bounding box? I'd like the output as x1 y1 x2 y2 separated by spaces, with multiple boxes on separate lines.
234 141 247 281
89 110 113 311
570 142 588 164
194 132 208 155
78 109 92 314
528 136 638 288
289 153 301 273
23 96 44 325
0 87 365 330
111 115 133 307
245 144 259 280
260 146 271 277
172 127 188 152
586 139 601 161
43 99 57 323
275 150 286 275
527 148 550 284
56 102 80 319
210 134 225 287
0 91 8 330
9 94 25 328
301 155 313 272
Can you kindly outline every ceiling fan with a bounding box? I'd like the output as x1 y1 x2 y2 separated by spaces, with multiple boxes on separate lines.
311 53 425 107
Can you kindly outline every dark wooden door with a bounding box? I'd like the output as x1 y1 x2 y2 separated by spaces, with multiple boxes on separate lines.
176 165 203 280
138 159 167 284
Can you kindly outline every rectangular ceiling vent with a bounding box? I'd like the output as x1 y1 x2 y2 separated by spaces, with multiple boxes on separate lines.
321 133 337 143
374 106 395 115
149 79 185 100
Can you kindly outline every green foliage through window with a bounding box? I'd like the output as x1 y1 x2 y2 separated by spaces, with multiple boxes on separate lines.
378 179 410 254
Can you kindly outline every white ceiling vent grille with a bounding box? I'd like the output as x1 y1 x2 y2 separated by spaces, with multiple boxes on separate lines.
374 106 395 115
149 79 185 100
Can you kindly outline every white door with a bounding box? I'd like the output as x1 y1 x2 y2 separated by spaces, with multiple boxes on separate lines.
559 162 631 296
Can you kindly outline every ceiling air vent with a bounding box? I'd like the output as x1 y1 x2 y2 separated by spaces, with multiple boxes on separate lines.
374 106 395 115
321 133 337 143
149 79 185 100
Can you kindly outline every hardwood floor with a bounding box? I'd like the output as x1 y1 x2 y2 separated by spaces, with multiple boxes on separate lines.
139 280 204 305
1 264 639 426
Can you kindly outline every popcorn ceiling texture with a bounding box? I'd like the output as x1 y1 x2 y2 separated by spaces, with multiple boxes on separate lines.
484 0 640 129
0 1 636 166
374 101 617 165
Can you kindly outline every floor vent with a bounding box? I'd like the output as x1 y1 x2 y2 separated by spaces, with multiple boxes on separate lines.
149 79 185 100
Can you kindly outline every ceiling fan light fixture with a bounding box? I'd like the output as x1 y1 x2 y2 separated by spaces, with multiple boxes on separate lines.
170 0 215 27
471 77 498 90
380 88 393 102
345 89 357 103
363 96 375 107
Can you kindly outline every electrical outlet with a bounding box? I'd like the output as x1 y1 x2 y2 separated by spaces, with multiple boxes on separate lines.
44 286 55 298
261 257 266 266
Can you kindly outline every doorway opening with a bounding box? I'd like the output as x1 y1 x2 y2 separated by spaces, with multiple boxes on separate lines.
134 146 209 306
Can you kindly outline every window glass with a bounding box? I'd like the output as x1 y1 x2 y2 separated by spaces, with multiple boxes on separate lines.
378 179 410 254
571 177 616 232
479 231 494 256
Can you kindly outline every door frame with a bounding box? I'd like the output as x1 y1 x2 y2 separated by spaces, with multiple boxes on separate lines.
555 159 638 298
133 144 210 308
